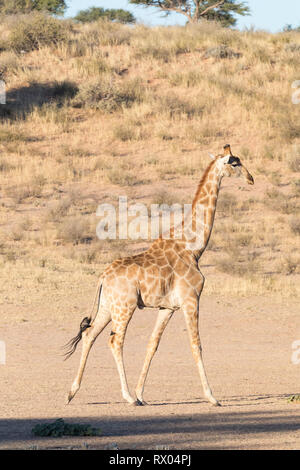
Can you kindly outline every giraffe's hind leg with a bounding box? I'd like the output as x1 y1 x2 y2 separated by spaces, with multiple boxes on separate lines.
109 307 139 405
135 308 174 405
66 309 111 404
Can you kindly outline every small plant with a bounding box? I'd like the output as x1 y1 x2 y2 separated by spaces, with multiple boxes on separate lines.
289 216 300 235
0 157 16 172
8 224 24 242
288 155 300 172
278 255 299 275
292 180 300 197
269 172 281 186
32 418 101 437
287 395 300 404
235 233 253 247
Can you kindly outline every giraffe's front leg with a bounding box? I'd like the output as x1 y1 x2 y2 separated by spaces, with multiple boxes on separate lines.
135 308 174 405
182 298 220 407
109 309 139 405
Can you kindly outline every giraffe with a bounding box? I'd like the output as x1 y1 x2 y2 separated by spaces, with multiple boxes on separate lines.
64 144 254 407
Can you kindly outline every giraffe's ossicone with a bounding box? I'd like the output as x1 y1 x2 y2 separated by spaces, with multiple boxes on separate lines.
64 145 254 407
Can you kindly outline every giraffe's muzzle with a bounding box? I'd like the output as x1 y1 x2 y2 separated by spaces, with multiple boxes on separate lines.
241 165 254 185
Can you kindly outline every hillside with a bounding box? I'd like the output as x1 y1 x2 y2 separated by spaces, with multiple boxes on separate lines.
0 14 300 323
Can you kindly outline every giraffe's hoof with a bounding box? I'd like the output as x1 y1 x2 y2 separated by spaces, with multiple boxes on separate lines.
211 400 221 407
66 392 73 405
132 399 145 406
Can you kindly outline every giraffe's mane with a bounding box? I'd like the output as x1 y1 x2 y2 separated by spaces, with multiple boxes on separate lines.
192 157 220 209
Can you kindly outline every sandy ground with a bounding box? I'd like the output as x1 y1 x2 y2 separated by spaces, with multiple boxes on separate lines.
0 294 300 450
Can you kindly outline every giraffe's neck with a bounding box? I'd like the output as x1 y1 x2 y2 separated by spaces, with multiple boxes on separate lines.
188 160 223 259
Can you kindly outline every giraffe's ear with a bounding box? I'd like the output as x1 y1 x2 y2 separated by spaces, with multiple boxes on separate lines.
208 153 215 160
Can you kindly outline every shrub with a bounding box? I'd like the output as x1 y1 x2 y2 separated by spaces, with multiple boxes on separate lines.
135 43 186 62
215 255 259 277
8 13 69 52
278 255 299 275
285 43 300 53
32 418 101 437
57 216 92 245
0 128 28 142
47 198 71 222
113 123 136 141
289 216 300 235
292 180 300 197
0 50 18 78
264 189 296 214
107 170 136 186
73 76 144 112
51 80 78 100
288 155 300 172
7 175 46 203
204 45 241 59
154 93 204 119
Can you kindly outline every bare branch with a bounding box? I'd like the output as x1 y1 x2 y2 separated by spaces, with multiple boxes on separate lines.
199 0 225 17
157 0 192 21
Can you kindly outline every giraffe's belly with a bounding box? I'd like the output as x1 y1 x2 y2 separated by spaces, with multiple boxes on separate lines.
138 277 179 310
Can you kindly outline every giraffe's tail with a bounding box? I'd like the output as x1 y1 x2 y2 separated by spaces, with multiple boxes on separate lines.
62 316 92 360
63 280 103 360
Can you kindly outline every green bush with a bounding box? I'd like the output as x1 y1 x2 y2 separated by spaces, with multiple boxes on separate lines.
0 0 66 16
75 7 135 24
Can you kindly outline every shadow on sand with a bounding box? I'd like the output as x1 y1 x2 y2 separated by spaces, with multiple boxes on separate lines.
1 397 300 449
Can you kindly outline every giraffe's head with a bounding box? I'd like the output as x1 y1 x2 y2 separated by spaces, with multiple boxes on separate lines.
214 144 254 185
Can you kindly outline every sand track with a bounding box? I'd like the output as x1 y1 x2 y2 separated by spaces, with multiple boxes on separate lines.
0 296 299 449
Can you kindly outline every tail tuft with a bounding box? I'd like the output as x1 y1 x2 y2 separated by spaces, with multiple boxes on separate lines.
63 316 91 360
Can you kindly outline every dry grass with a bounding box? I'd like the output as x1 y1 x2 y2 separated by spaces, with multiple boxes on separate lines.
0 17 299 306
